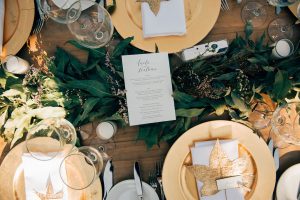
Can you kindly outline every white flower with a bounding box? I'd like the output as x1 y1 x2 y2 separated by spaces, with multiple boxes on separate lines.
2 89 22 97
29 107 66 119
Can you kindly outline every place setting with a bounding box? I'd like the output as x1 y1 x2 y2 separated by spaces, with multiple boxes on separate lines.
0 0 300 200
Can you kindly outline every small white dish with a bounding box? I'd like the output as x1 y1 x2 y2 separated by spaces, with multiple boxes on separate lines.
106 180 159 200
276 163 300 200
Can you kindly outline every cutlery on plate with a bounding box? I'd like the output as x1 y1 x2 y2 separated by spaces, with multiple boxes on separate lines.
221 0 230 11
134 161 144 200
32 0 48 35
103 160 114 200
156 161 165 200
149 171 158 193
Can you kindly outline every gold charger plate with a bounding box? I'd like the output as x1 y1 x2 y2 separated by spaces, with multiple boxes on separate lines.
110 0 220 53
162 120 276 200
289 2 299 18
1 0 35 58
0 141 102 200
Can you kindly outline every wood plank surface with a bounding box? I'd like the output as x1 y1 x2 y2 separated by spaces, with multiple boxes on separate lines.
0 0 299 193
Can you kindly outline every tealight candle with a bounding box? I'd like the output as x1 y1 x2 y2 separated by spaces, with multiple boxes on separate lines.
96 121 117 140
2 55 30 74
271 39 294 59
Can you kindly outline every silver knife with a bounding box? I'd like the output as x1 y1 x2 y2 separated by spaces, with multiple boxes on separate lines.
134 162 143 200
103 160 113 200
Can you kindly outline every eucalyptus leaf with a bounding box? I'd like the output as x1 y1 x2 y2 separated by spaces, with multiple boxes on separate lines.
272 70 292 101
231 91 250 112
65 80 113 97
176 108 205 117
112 37 134 58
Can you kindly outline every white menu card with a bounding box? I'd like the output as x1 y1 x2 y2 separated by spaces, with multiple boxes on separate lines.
122 53 176 126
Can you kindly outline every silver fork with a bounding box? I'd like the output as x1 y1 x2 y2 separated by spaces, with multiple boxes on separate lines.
149 172 158 192
156 161 165 200
32 0 48 35
221 0 230 11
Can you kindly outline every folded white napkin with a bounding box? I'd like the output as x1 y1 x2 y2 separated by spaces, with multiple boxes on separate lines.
141 0 186 38
22 153 68 200
191 140 244 200
0 0 4 56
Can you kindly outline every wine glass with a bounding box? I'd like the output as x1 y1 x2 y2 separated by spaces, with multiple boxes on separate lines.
267 0 300 41
248 101 274 130
268 18 295 42
67 0 114 48
40 0 82 24
26 118 77 161
59 146 105 190
241 2 268 27
271 102 300 146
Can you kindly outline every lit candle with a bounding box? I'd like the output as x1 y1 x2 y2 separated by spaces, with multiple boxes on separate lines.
271 39 294 59
96 121 117 140
2 55 30 74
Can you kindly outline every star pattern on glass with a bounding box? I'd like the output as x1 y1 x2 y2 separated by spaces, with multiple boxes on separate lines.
35 175 64 200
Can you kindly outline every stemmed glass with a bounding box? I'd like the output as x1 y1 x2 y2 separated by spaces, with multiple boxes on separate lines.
59 146 106 190
241 1 300 40
66 0 114 48
40 0 82 24
268 18 295 42
267 0 300 41
248 101 274 131
241 2 268 27
25 118 77 161
271 102 300 147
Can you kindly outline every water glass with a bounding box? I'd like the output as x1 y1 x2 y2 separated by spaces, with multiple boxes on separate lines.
241 2 268 27
67 0 114 48
59 146 104 190
271 102 300 146
248 102 273 130
41 0 81 24
26 118 77 161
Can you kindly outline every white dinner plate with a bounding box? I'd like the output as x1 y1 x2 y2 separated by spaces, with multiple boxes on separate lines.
106 180 159 200
276 163 300 200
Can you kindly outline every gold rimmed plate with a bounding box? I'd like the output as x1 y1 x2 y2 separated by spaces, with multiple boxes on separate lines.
110 0 220 53
162 120 276 200
0 140 102 200
289 2 299 19
1 0 35 59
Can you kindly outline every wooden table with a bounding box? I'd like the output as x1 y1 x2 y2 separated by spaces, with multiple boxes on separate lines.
1 0 300 190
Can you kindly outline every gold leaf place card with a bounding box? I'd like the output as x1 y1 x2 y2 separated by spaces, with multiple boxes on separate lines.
122 53 176 126
187 139 254 199
136 0 169 16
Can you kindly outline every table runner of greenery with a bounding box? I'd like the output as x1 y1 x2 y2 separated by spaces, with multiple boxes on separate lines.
0 23 299 148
